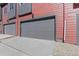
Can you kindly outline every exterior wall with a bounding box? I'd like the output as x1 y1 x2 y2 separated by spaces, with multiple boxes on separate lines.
8 3 16 19
17 4 32 36
0 22 2 33
1 3 64 43
2 4 8 24
18 3 32 16
32 3 64 42
0 6 2 33
64 3 78 44
1 3 78 45
2 4 16 35
0 6 2 21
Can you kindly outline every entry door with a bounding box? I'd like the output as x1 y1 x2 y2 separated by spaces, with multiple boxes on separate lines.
4 23 16 35
21 18 55 40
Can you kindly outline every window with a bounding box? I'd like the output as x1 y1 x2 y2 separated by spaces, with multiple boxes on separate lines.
18 3 32 15
19 3 23 6
10 4 14 10
73 3 79 9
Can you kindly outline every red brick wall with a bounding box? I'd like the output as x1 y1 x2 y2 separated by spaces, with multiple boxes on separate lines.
2 3 64 42
2 3 78 44
2 4 8 24
32 3 64 42
19 15 32 21
17 4 32 36
0 22 2 33
64 3 77 44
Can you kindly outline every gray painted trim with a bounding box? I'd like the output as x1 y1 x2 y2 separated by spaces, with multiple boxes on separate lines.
19 12 32 17
20 15 55 23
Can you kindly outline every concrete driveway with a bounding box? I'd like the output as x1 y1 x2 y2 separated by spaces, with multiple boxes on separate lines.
0 34 54 56
0 34 79 56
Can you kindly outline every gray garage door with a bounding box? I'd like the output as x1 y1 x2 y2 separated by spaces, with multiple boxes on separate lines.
4 23 16 35
21 18 55 40
0 24 2 34
76 14 79 45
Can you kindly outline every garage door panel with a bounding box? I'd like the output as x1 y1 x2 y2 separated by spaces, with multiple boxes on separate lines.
0 7 1 20
76 14 79 45
21 18 55 40
4 24 16 35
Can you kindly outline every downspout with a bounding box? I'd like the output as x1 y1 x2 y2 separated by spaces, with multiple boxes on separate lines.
63 3 65 43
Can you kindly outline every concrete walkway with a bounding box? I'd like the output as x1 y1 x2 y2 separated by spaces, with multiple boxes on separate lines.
0 34 79 56
0 34 14 39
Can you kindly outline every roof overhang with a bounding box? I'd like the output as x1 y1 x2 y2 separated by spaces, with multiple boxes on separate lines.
0 3 7 7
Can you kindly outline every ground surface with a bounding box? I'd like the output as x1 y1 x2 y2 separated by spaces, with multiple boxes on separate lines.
0 34 79 56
